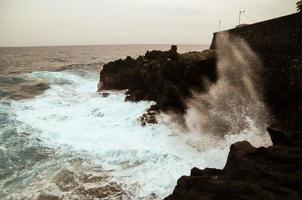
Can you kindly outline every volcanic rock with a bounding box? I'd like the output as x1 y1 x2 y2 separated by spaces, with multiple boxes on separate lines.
98 46 217 114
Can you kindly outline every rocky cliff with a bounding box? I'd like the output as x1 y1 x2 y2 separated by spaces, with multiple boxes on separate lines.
165 123 302 200
98 13 302 200
166 13 302 200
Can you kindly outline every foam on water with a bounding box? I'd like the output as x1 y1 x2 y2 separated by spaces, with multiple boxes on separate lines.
1 70 271 199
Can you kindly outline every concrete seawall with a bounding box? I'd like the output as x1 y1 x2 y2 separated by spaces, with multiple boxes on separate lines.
210 13 302 122
210 13 301 53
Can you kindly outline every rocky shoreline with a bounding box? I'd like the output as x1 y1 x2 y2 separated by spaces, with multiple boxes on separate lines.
98 45 217 114
98 13 302 200
165 13 301 199
98 46 219 126
99 46 302 200
165 101 302 199
98 44 301 199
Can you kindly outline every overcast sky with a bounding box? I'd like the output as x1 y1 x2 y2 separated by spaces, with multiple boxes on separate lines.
0 0 298 47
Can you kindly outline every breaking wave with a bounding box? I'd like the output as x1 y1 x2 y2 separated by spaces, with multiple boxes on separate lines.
0 39 272 199
184 33 272 152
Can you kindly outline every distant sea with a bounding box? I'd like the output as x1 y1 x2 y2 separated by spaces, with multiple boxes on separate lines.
0 45 209 74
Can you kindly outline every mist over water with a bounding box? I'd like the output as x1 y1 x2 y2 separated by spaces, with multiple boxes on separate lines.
0 43 272 199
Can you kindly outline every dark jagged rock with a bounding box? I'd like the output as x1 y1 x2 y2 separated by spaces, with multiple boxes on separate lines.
100 92 110 98
140 112 158 126
98 13 302 199
98 46 217 114
166 13 302 200
165 82 302 200
139 105 160 126
166 126 302 200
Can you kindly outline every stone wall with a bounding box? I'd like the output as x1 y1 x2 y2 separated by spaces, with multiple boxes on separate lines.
210 13 301 53
210 13 302 123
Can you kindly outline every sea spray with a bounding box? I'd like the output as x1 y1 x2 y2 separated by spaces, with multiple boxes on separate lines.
184 33 272 151
0 40 273 199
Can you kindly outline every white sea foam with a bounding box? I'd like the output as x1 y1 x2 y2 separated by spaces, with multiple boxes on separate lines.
184 33 272 153
7 70 271 199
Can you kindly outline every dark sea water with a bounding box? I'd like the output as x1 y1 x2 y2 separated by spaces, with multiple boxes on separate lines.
0 44 271 200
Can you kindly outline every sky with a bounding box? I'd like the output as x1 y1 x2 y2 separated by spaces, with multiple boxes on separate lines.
0 0 298 47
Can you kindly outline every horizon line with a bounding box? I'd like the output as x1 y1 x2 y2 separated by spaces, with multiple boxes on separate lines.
0 43 210 48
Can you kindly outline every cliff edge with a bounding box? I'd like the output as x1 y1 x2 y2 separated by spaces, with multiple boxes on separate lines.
98 13 302 200
166 13 302 200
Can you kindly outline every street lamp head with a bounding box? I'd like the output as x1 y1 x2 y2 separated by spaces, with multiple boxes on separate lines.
238 10 246 25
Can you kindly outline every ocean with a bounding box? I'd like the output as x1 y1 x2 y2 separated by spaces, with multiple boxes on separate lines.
0 44 271 200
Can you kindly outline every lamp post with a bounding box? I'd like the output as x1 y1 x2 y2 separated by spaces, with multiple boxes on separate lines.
219 20 221 32
239 10 246 25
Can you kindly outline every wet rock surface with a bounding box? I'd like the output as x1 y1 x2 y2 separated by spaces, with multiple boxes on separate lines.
164 68 302 196
139 107 160 126
164 14 302 200
90 14 302 198
165 124 302 200
98 41 302 199
98 46 217 114
46 168 132 200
